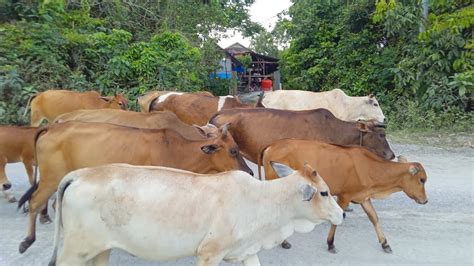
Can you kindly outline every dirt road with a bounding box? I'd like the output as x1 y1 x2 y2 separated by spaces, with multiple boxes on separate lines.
0 142 472 265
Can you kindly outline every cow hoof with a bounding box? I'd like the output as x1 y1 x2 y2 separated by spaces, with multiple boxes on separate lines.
281 240 292 249
344 207 353 212
8 196 17 203
40 215 52 224
383 245 392 253
328 245 338 254
19 237 35 254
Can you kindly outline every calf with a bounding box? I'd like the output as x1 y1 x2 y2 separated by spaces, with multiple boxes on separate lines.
260 139 428 253
27 89 128 126
149 92 253 125
260 89 385 122
54 109 218 139
210 108 395 163
49 162 343 266
0 126 38 202
17 121 252 254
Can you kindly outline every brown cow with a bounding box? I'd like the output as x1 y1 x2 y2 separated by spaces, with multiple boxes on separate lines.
210 108 395 163
28 90 128 126
54 109 218 139
138 91 214 113
17 121 252 253
260 139 428 253
149 92 253 125
0 126 38 202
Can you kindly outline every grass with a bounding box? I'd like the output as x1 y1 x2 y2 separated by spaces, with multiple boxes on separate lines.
388 128 474 149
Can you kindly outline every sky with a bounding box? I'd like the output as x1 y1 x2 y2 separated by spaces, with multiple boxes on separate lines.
218 0 292 48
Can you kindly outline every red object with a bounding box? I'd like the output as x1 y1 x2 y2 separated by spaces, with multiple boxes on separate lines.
261 79 273 91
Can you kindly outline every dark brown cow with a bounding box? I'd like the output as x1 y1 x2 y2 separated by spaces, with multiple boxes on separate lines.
54 109 218 139
261 139 428 253
210 108 395 164
17 121 252 253
0 126 38 202
27 90 128 126
149 92 253 125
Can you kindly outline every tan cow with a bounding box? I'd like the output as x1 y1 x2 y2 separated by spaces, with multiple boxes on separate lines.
260 139 428 253
54 109 218 139
137 91 214 113
260 89 385 123
149 92 253 125
17 121 252 253
28 90 128 126
210 108 395 164
0 126 38 202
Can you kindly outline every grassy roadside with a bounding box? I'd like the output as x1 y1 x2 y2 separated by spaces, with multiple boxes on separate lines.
388 129 474 149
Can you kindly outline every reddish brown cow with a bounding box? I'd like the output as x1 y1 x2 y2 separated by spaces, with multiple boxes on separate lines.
27 90 128 126
210 108 395 164
260 139 428 253
149 92 253 125
0 126 38 202
17 121 252 253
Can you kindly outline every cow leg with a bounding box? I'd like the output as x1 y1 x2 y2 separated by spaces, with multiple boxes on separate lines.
0 157 15 203
19 184 56 253
89 249 111 266
243 254 261 266
361 199 392 253
197 254 222 266
30 110 44 127
327 196 350 254
23 159 35 186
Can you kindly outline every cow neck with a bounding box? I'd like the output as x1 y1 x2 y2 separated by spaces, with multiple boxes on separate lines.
361 160 409 195
331 120 362 146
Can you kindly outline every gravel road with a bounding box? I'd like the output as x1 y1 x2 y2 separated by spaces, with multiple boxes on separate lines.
0 142 472 265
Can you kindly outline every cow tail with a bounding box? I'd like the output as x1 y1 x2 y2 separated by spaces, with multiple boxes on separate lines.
22 93 38 118
48 176 75 266
148 95 160 112
18 127 48 212
135 97 140 112
257 145 271 181
255 92 265 108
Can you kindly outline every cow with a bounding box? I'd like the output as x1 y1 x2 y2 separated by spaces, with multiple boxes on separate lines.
138 91 214 113
210 108 395 164
0 126 38 203
149 92 253 125
54 109 218 139
17 121 252 254
260 139 429 253
27 90 128 126
48 162 343 266
260 89 385 123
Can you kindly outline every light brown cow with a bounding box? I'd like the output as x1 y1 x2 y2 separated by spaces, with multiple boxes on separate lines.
54 109 218 139
17 121 252 254
210 108 395 164
260 139 428 253
149 92 253 125
28 90 128 126
137 91 214 113
0 126 38 202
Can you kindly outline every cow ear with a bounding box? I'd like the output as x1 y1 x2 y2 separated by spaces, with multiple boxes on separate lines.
193 124 207 137
99 96 111 102
369 94 374 98
270 161 294 178
356 122 372 132
300 184 317 201
201 144 220 154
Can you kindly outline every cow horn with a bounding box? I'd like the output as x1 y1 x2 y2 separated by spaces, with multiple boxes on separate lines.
374 122 386 128
220 122 231 137
369 93 374 98
409 165 420 176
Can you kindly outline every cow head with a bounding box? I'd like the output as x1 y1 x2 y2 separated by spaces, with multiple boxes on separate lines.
398 157 428 205
270 162 343 226
357 120 395 160
100 93 128 110
200 123 253 176
354 94 385 123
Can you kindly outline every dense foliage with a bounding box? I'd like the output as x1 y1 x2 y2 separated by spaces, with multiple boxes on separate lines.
0 0 258 124
277 0 472 130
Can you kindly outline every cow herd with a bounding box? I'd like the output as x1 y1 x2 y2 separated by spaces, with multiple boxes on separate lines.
0 88 429 266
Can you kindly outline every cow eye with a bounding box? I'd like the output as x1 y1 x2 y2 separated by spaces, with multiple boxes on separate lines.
420 178 425 184
118 102 123 105
374 103 379 106
320 191 328 197
230 148 238 157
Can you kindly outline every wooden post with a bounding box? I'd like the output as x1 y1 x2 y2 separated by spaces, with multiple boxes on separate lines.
231 71 237 96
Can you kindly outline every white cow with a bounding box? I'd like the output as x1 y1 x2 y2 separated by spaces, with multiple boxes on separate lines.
49 163 343 266
261 89 385 123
